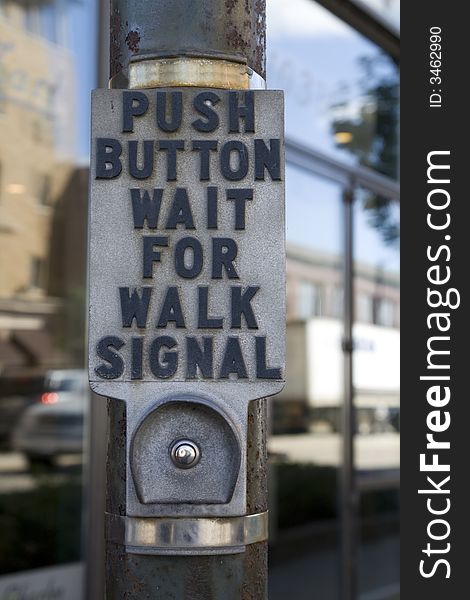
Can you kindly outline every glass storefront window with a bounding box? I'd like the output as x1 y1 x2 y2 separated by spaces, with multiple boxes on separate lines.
267 1 400 597
273 157 399 600
297 281 323 319
270 165 343 599
267 0 399 178
353 192 399 596
1 0 399 598
0 1 95 595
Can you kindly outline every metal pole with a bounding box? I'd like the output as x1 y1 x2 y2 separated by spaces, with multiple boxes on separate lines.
341 186 357 600
109 0 266 89
84 5 110 599
104 2 268 598
97 0 110 87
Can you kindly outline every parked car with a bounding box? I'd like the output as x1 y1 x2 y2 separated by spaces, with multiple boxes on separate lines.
0 374 46 449
11 369 88 466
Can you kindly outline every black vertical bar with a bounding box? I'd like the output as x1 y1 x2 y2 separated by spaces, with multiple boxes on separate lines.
341 186 357 600
402 4 465 599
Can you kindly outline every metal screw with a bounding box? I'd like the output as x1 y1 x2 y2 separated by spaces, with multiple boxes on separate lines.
170 439 201 469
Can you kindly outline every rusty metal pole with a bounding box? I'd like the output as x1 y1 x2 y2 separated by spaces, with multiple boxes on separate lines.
108 0 266 89
104 2 268 598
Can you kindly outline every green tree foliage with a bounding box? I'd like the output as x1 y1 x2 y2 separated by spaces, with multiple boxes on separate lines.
331 54 399 245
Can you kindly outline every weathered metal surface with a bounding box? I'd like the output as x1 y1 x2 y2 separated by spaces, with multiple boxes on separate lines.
246 398 268 514
109 0 266 86
106 399 127 518
89 89 285 403
106 543 252 599
129 397 242 511
242 397 268 599
105 398 268 597
89 88 284 533
106 511 268 553
128 57 253 90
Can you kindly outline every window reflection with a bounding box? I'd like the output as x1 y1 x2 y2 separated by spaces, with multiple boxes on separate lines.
354 192 399 597
0 0 400 597
268 0 400 589
268 0 398 176
297 280 323 319
269 170 343 599
0 1 88 588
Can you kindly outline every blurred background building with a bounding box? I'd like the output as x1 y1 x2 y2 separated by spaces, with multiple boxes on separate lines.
0 1 399 598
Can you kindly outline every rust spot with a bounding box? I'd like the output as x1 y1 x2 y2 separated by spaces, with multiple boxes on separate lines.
126 29 141 53
225 0 238 15
118 417 126 436
110 7 123 77
254 0 266 78
255 0 265 17
227 24 248 52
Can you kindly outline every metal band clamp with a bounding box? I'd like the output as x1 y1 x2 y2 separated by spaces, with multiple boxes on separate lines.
128 56 266 90
106 511 268 555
